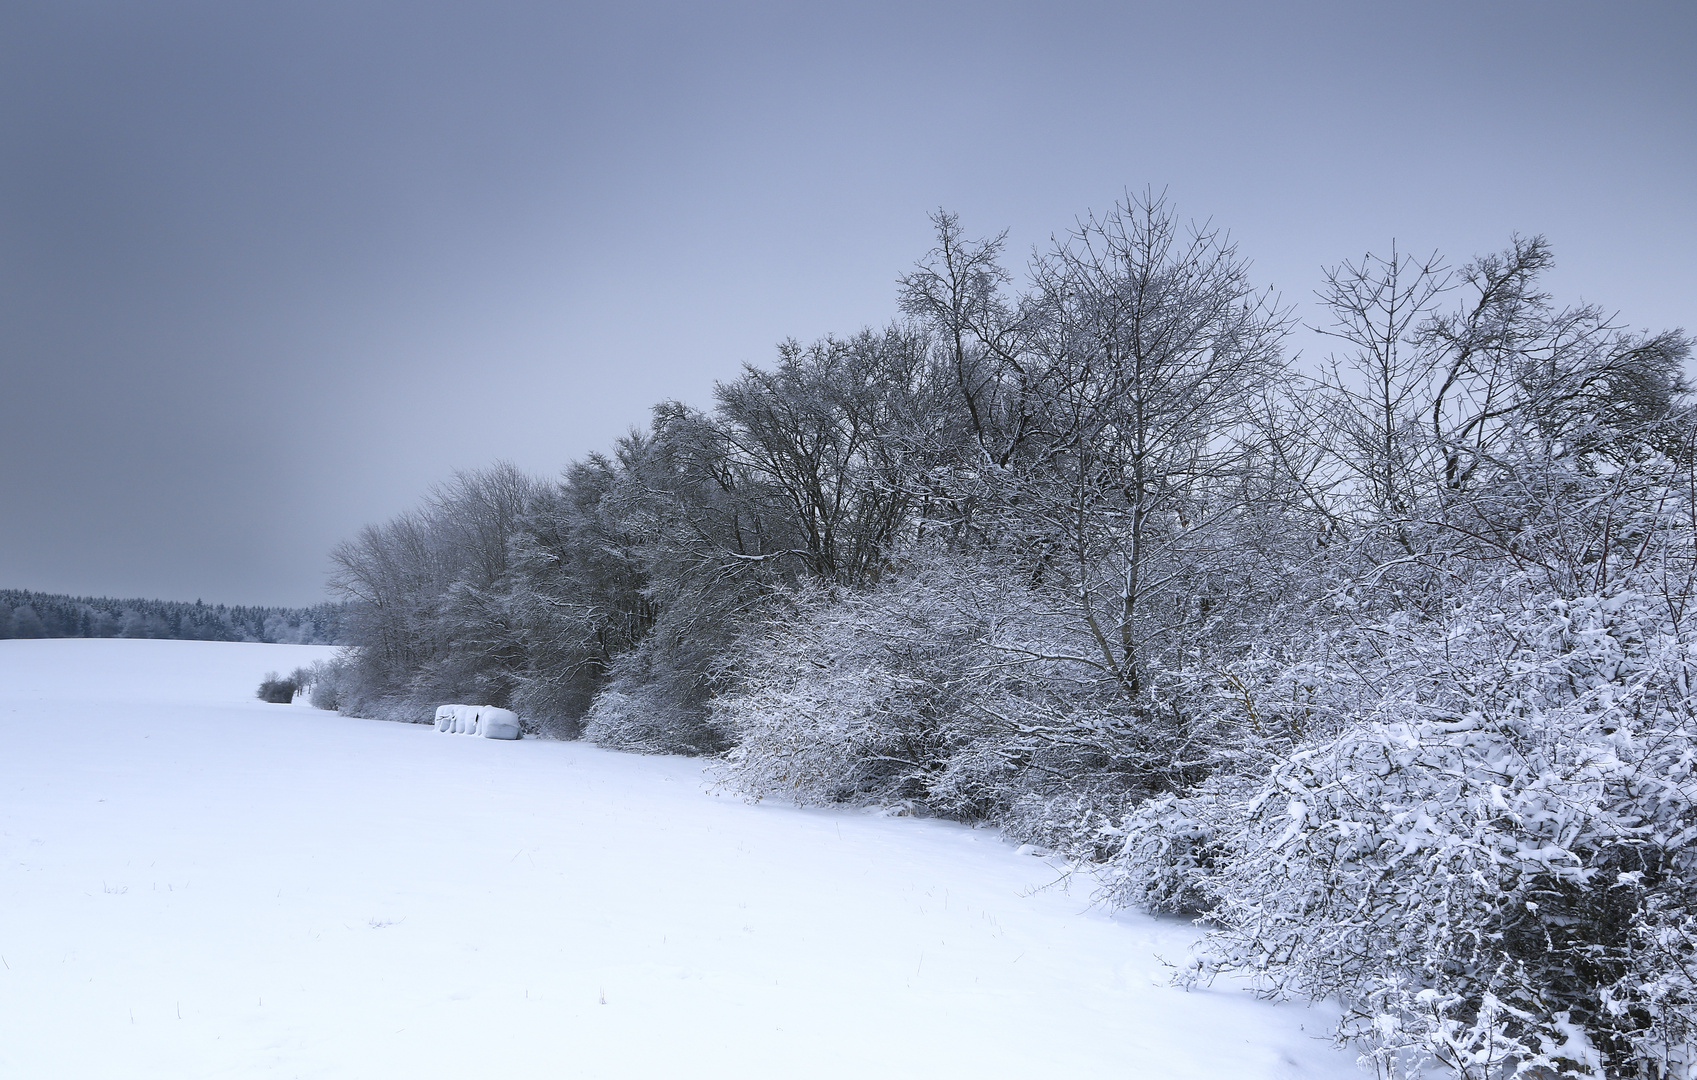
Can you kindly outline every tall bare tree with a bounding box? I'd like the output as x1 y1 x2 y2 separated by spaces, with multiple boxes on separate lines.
1021 191 1289 699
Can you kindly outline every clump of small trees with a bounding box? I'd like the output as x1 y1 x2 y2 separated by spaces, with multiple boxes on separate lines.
256 666 317 703
323 191 1694 1077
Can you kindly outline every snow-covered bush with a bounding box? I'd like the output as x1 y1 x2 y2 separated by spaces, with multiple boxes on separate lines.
582 623 731 755
1166 565 1697 1078
1095 646 1366 913
573 553 762 757
583 686 721 755
714 564 1015 814
299 656 347 711
1092 233 1697 1079
1104 788 1235 914
714 546 1213 837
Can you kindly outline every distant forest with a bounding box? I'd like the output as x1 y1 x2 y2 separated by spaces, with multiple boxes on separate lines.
0 589 347 645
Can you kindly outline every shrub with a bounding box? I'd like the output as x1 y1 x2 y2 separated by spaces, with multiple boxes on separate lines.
291 656 352 711
1168 573 1697 1079
579 571 748 755
256 672 299 704
712 547 1170 842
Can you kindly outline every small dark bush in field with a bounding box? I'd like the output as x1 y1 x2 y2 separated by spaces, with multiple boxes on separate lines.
256 672 299 704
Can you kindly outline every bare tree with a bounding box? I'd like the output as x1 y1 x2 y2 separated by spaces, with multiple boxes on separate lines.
1020 191 1289 699
328 461 542 718
899 211 1043 470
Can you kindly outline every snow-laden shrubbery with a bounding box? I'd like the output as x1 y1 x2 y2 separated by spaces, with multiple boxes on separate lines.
1109 559 1697 1078
581 595 740 755
714 554 1040 819
582 685 725 756
713 545 1270 842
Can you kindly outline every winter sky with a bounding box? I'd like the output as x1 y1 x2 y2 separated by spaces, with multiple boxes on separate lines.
2 1 1692 607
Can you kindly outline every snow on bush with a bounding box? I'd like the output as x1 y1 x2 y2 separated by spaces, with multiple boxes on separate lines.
1144 569 1697 1078
581 601 737 756
303 656 348 711
582 683 724 756
712 552 1068 816
714 569 1007 815
713 548 1199 841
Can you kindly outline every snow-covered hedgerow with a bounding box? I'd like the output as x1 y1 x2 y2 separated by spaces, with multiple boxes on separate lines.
581 612 735 756
712 559 1031 817
712 548 1163 827
711 543 1268 841
1165 570 1697 1078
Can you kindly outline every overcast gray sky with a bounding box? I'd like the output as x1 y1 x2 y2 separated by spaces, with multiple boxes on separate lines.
2 1 1692 606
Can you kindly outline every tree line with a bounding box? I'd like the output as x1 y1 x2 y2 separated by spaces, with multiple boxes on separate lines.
0 588 347 645
322 192 1696 1078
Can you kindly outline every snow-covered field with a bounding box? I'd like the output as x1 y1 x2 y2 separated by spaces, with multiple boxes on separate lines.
0 639 1364 1078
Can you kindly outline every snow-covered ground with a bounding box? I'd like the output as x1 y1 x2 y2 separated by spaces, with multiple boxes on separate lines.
0 638 1364 1078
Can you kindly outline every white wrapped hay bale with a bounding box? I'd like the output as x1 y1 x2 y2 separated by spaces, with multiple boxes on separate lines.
434 704 465 732
473 707 520 740
434 703 477 733
433 703 520 739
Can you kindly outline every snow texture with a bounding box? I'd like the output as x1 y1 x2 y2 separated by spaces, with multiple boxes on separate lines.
435 704 521 739
0 638 1365 1079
